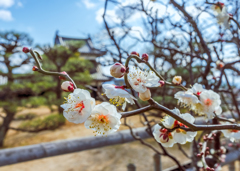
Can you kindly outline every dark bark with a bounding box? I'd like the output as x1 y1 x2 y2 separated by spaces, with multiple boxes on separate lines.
0 110 15 147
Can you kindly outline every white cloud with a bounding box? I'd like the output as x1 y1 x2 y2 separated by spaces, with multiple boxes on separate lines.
82 0 96 9
0 0 14 8
17 1 22 7
0 9 13 21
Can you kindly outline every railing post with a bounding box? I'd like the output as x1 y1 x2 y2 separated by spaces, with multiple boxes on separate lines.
127 163 136 171
153 153 162 171
228 161 235 171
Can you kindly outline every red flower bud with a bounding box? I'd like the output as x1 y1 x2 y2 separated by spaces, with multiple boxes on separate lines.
59 71 67 80
110 63 126 78
159 80 165 87
61 81 74 92
216 60 224 69
32 66 38 71
130 51 139 57
141 53 149 62
22 47 30 53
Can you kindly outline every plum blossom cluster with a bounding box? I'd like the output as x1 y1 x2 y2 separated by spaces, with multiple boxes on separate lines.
153 108 197 147
61 88 121 135
174 83 222 120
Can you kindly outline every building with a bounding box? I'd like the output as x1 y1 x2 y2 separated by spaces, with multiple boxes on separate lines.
54 31 113 98
0 75 7 85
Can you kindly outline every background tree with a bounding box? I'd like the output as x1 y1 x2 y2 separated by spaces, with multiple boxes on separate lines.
0 31 33 147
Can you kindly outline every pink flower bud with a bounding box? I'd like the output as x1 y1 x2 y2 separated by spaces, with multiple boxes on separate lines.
139 89 151 101
59 71 67 80
159 80 165 87
110 63 126 78
22 47 30 53
216 60 224 69
172 76 182 85
61 81 74 92
32 66 38 71
141 53 149 62
130 51 139 57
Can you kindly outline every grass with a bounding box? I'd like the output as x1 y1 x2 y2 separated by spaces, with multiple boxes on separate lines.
14 113 37 120
19 114 65 131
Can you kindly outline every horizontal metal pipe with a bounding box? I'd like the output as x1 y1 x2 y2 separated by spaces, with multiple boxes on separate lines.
0 127 150 167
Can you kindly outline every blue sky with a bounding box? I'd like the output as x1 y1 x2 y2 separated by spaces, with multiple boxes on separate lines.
0 0 106 46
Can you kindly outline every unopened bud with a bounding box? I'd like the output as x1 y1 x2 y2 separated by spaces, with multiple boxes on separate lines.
32 66 38 71
61 81 74 92
130 51 139 57
141 53 149 62
220 146 226 154
22 47 30 53
159 80 165 87
216 60 224 69
59 71 67 80
139 89 151 101
110 63 126 78
172 76 182 85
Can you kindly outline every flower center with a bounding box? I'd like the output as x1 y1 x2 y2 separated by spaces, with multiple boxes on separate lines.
173 121 187 134
98 114 109 123
75 101 85 113
175 78 180 82
204 99 212 106
215 2 224 9
159 128 172 143
230 130 239 133
88 114 112 135
109 96 126 106
197 91 201 95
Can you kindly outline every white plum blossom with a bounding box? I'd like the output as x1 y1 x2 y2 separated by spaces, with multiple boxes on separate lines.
102 84 136 110
153 108 197 147
211 2 231 29
174 89 199 108
128 67 160 93
191 83 204 95
221 121 240 142
216 6 231 29
84 102 121 135
193 90 221 119
153 124 175 147
61 88 95 124
172 76 182 85
171 109 197 145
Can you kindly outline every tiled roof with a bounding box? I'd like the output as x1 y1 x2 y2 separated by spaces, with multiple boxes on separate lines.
54 31 106 57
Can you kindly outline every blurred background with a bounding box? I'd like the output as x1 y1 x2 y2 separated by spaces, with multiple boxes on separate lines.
1 0 240 170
